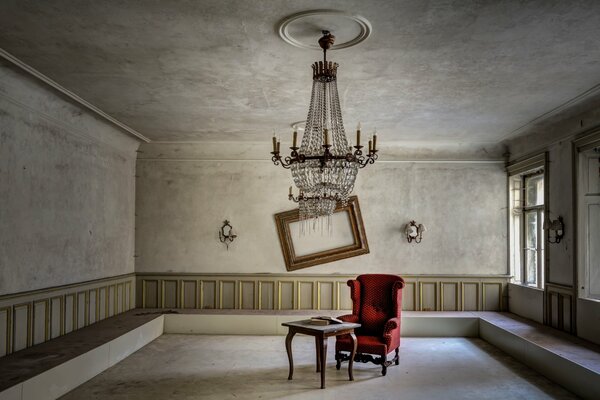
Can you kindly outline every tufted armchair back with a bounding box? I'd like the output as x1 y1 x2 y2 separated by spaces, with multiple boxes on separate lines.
348 274 405 335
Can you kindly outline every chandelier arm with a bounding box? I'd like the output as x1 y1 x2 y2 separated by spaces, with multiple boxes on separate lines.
358 155 377 168
271 154 293 169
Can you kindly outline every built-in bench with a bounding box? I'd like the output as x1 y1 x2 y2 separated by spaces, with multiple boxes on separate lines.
0 311 163 400
0 310 598 400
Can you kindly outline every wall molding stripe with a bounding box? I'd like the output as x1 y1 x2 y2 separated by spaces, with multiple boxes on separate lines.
135 272 511 278
137 158 505 164
0 273 136 301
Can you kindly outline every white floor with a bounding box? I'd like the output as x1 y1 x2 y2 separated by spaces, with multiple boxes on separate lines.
60 335 578 400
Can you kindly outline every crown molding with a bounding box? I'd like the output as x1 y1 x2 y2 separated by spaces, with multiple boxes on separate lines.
0 48 150 143
500 82 600 142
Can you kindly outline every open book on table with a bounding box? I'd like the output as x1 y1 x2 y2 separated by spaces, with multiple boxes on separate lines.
309 316 344 325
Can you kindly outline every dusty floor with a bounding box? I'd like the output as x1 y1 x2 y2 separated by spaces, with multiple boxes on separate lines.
60 335 578 400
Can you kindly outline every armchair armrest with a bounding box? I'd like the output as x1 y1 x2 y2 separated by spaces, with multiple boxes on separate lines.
383 317 401 350
337 314 359 324
383 317 400 336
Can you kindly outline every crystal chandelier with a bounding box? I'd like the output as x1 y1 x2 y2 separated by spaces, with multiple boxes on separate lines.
271 31 378 227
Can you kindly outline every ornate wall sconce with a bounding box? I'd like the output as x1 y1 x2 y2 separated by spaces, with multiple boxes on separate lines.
405 221 426 243
544 216 564 244
219 220 237 250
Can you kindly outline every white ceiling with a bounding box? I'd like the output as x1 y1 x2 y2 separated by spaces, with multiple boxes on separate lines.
1 0 600 144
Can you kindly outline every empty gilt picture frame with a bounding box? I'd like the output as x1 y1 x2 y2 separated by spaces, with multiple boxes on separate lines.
274 196 369 271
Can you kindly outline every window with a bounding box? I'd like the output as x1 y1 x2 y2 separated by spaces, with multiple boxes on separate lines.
509 169 545 288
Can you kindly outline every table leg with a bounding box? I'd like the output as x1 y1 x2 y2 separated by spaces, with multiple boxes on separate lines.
315 336 321 372
348 332 357 381
320 336 327 389
285 330 296 380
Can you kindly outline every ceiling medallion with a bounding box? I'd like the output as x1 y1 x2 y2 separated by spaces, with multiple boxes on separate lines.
277 10 372 50
271 30 378 232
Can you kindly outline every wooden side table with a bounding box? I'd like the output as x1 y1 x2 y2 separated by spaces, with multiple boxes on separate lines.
282 320 360 389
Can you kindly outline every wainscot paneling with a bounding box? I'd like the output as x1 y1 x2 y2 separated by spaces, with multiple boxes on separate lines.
546 283 575 334
182 280 198 309
136 274 509 312
0 274 135 358
483 282 503 311
441 282 459 311
258 281 275 310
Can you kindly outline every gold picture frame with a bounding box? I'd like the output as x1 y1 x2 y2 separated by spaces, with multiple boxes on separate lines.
274 196 369 271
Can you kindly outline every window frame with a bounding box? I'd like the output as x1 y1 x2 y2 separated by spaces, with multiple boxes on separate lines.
507 153 547 290
520 171 545 287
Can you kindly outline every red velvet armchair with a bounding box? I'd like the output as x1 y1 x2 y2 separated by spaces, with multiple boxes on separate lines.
335 274 405 375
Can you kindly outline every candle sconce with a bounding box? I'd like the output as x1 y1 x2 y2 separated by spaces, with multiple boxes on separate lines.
219 220 237 250
544 215 564 244
405 220 426 243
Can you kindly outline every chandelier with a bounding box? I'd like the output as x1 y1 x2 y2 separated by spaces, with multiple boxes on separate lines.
270 31 378 228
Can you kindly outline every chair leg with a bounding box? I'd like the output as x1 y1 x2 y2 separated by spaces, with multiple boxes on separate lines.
335 351 342 370
380 354 387 376
395 348 399 365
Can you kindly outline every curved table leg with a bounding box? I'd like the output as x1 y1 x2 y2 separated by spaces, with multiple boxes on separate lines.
285 331 296 380
320 336 327 389
348 332 357 381
315 336 321 372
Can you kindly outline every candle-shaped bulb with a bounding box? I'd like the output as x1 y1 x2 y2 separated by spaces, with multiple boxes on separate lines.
356 129 361 147
292 130 297 148
357 122 361 132
373 131 377 151
272 135 277 152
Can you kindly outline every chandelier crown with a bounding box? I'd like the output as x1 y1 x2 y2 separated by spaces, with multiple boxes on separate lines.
312 61 338 81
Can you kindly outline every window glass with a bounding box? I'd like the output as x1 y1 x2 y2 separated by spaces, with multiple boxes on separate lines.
512 179 522 209
525 211 538 286
511 214 521 283
579 148 600 300
540 210 545 284
587 157 600 193
588 203 600 297
525 174 544 207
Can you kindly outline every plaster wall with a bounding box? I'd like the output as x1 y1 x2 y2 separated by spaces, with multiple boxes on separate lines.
135 143 507 276
0 60 140 295
546 142 575 286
